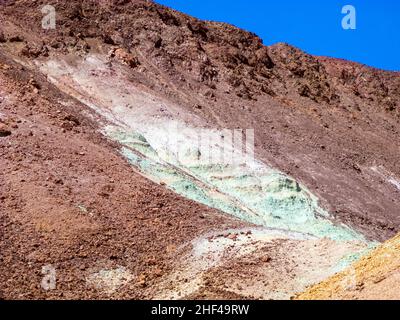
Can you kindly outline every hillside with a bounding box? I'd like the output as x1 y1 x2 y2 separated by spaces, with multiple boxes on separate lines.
297 233 400 300
1 0 399 299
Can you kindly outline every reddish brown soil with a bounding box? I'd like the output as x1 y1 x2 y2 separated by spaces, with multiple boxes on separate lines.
0 52 244 299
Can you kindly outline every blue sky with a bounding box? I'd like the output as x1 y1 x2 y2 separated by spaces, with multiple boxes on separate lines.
156 0 400 71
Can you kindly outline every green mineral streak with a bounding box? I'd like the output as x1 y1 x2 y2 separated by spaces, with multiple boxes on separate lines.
106 126 366 242
333 243 378 273
77 204 88 213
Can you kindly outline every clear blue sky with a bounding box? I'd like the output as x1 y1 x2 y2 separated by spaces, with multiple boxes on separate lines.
156 0 400 71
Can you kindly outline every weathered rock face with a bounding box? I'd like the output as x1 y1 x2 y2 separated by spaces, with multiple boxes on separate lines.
0 0 400 300
1 0 399 112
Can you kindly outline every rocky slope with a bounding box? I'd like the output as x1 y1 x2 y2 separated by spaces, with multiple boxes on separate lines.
1 0 399 299
297 232 400 300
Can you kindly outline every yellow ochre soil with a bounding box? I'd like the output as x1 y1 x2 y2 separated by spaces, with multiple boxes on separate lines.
296 233 400 300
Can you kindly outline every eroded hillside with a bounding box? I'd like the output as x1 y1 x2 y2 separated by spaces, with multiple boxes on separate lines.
1 0 399 299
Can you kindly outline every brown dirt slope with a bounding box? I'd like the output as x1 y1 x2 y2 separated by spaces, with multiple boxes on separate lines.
0 50 244 299
296 233 400 300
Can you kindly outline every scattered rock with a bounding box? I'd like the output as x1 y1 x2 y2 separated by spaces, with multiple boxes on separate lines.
154 37 162 48
113 48 140 68
21 44 48 58
227 233 238 241
0 124 12 137
260 255 271 263
8 34 24 42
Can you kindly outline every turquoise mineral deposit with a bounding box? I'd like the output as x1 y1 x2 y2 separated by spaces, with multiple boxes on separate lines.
106 125 366 242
